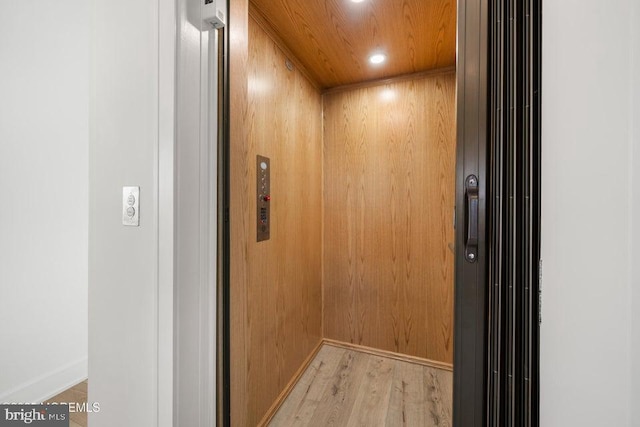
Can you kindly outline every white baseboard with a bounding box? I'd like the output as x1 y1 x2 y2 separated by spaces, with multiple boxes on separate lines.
0 358 88 404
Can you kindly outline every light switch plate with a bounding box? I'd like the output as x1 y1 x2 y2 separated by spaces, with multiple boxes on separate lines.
122 186 140 226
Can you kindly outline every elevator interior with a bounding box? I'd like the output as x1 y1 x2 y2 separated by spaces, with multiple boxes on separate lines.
229 0 458 424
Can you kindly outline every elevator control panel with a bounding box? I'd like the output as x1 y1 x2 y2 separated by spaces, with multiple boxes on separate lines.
122 186 140 227
256 155 270 242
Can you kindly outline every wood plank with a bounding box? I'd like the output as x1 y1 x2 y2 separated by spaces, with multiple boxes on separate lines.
259 340 325 426
46 381 88 427
345 355 395 426
323 72 456 364
74 380 88 394
424 367 453 427
385 362 427 426
269 344 453 426
308 350 371 426
269 345 347 426
249 0 456 88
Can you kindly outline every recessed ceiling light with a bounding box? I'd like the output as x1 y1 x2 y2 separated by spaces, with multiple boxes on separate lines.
369 53 386 65
350 0 366 3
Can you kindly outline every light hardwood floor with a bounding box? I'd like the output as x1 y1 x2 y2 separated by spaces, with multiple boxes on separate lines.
269 344 452 426
46 380 88 427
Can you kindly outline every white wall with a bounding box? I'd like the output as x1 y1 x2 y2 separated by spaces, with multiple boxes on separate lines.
631 0 640 421
0 0 88 403
541 0 634 425
88 0 175 425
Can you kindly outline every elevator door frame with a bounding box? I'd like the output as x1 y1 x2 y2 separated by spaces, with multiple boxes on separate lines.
452 0 490 425
453 0 542 426
216 0 542 425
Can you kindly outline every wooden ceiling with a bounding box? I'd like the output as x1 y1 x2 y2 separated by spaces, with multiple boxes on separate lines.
249 0 457 89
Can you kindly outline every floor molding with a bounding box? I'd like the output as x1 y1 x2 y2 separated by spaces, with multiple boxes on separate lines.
322 339 453 372
0 358 88 404
257 340 325 427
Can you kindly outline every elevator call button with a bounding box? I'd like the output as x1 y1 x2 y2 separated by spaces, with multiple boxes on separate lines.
122 186 140 227
257 155 270 242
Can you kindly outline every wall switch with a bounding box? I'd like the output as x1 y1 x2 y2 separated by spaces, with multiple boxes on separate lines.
122 186 140 226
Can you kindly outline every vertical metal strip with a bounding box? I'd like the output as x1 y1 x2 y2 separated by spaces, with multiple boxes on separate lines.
507 0 516 423
523 0 533 423
218 11 232 426
487 0 505 423
487 0 495 423
515 0 523 423
486 0 541 425
530 0 542 424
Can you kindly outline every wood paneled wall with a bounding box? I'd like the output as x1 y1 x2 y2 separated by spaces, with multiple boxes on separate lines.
322 71 457 365
229 0 250 424
231 16 324 426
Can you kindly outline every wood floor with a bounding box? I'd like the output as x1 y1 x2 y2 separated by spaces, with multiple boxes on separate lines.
268 344 452 426
46 380 88 427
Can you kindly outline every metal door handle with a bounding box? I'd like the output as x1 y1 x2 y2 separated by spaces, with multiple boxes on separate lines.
465 175 479 262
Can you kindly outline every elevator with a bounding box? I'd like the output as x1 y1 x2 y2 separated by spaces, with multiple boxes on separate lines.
218 0 542 425
224 0 458 425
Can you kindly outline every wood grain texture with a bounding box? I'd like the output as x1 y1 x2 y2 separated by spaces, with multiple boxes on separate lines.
346 354 395 425
249 0 456 89
230 0 250 425
311 350 371 426
323 71 456 364
46 380 88 427
323 339 453 372
248 3 321 92
269 344 453 426
323 66 457 96
243 17 324 426
385 359 428 426
268 345 348 426
259 340 325 426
